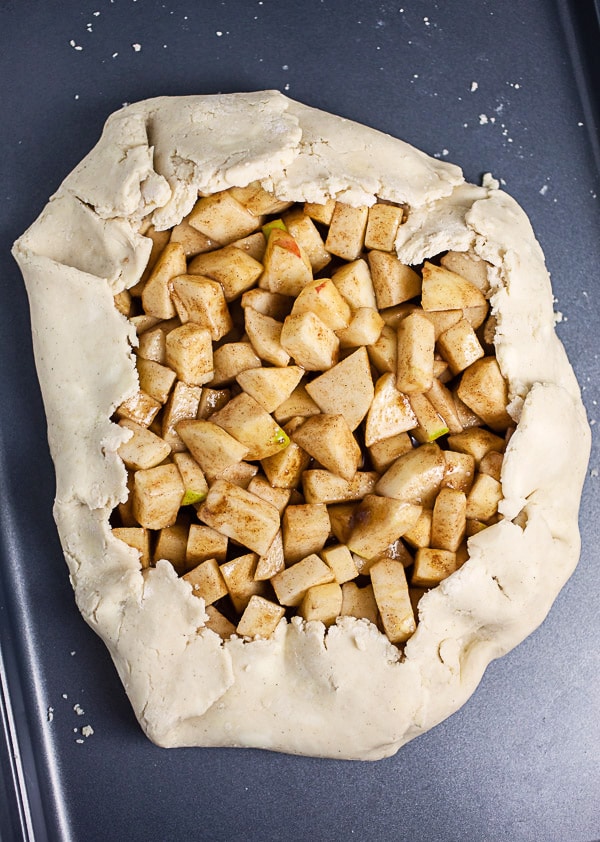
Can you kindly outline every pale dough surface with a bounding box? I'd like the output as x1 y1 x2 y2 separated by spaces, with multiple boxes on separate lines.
13 91 590 760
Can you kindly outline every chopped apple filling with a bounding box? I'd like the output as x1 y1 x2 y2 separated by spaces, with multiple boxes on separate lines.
111 185 512 647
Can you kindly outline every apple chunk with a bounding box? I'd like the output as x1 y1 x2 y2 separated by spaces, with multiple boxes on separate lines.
210 392 290 460
291 414 361 482
365 372 418 446
347 495 421 559
236 365 304 413
198 480 280 557
370 559 416 644
305 346 374 431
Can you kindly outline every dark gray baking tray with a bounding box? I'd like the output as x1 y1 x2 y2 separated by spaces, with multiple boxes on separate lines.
1 1 599 840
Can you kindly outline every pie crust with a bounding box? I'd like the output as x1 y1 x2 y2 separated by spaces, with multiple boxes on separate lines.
13 91 590 760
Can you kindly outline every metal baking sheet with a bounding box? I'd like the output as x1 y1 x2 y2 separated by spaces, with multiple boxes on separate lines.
2 1 599 840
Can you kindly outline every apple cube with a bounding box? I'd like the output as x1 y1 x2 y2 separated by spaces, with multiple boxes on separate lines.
368 432 413 473
340 582 379 625
254 530 285 580
304 198 336 225
365 372 418 446
169 217 218 257
280 311 339 370
440 250 490 292
236 365 304 413
188 245 263 301
161 382 202 452
210 392 289 460
402 508 432 550
367 324 397 374
425 378 463 435
441 451 476 494
456 357 512 432
135 357 177 405
376 442 446 507
302 470 378 505
236 595 286 639
332 258 377 310
368 250 421 309
337 307 384 349
396 311 435 394
219 553 265 613
412 547 460 588
112 527 151 568
117 419 171 470
241 288 293 320
466 473 503 521
188 190 262 243
229 182 292 216
116 390 162 428
479 451 504 481
437 318 484 375
291 414 361 482
176 419 248 481
198 387 231 419
320 544 359 585
183 557 228 604
365 203 405 251
273 384 321 424
132 463 184 530
198 480 280 557
261 422 311 489
291 278 351 331
421 261 487 311
431 488 467 552
299 582 343 626
154 524 189 573
165 324 213 386
346 495 421 559
409 392 449 443
211 342 262 387
370 559 416 644
171 275 233 340
141 242 186 319
186 524 228 565
446 427 505 465
244 307 291 367
305 346 374 431
172 452 208 506
271 554 335 607
204 605 237 639
282 503 331 564
325 202 368 260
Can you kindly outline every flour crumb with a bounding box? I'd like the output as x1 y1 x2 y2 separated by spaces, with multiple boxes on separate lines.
75 739 85 744
479 114 489 125
539 184 549 196
47 707 54 722
470 81 478 92
73 703 85 716
62 693 68 700
132 43 142 52
590 468 598 477
69 40 83 51
82 725 95 738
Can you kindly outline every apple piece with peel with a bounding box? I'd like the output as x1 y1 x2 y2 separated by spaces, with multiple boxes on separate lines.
198 480 280 557
409 393 450 443
132 463 185 530
280 311 339 371
260 228 313 297
283 208 332 272
209 392 289 460
305 346 374 431
176 419 248 482
291 414 361 482
291 278 352 331
172 452 208 506
365 372 418 446
347 495 422 559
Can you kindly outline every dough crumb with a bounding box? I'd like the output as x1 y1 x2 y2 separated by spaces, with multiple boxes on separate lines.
82 725 95 738
47 707 54 722
73 703 85 716
470 81 478 92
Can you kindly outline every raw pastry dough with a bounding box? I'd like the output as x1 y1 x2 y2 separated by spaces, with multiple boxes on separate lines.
13 91 590 760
